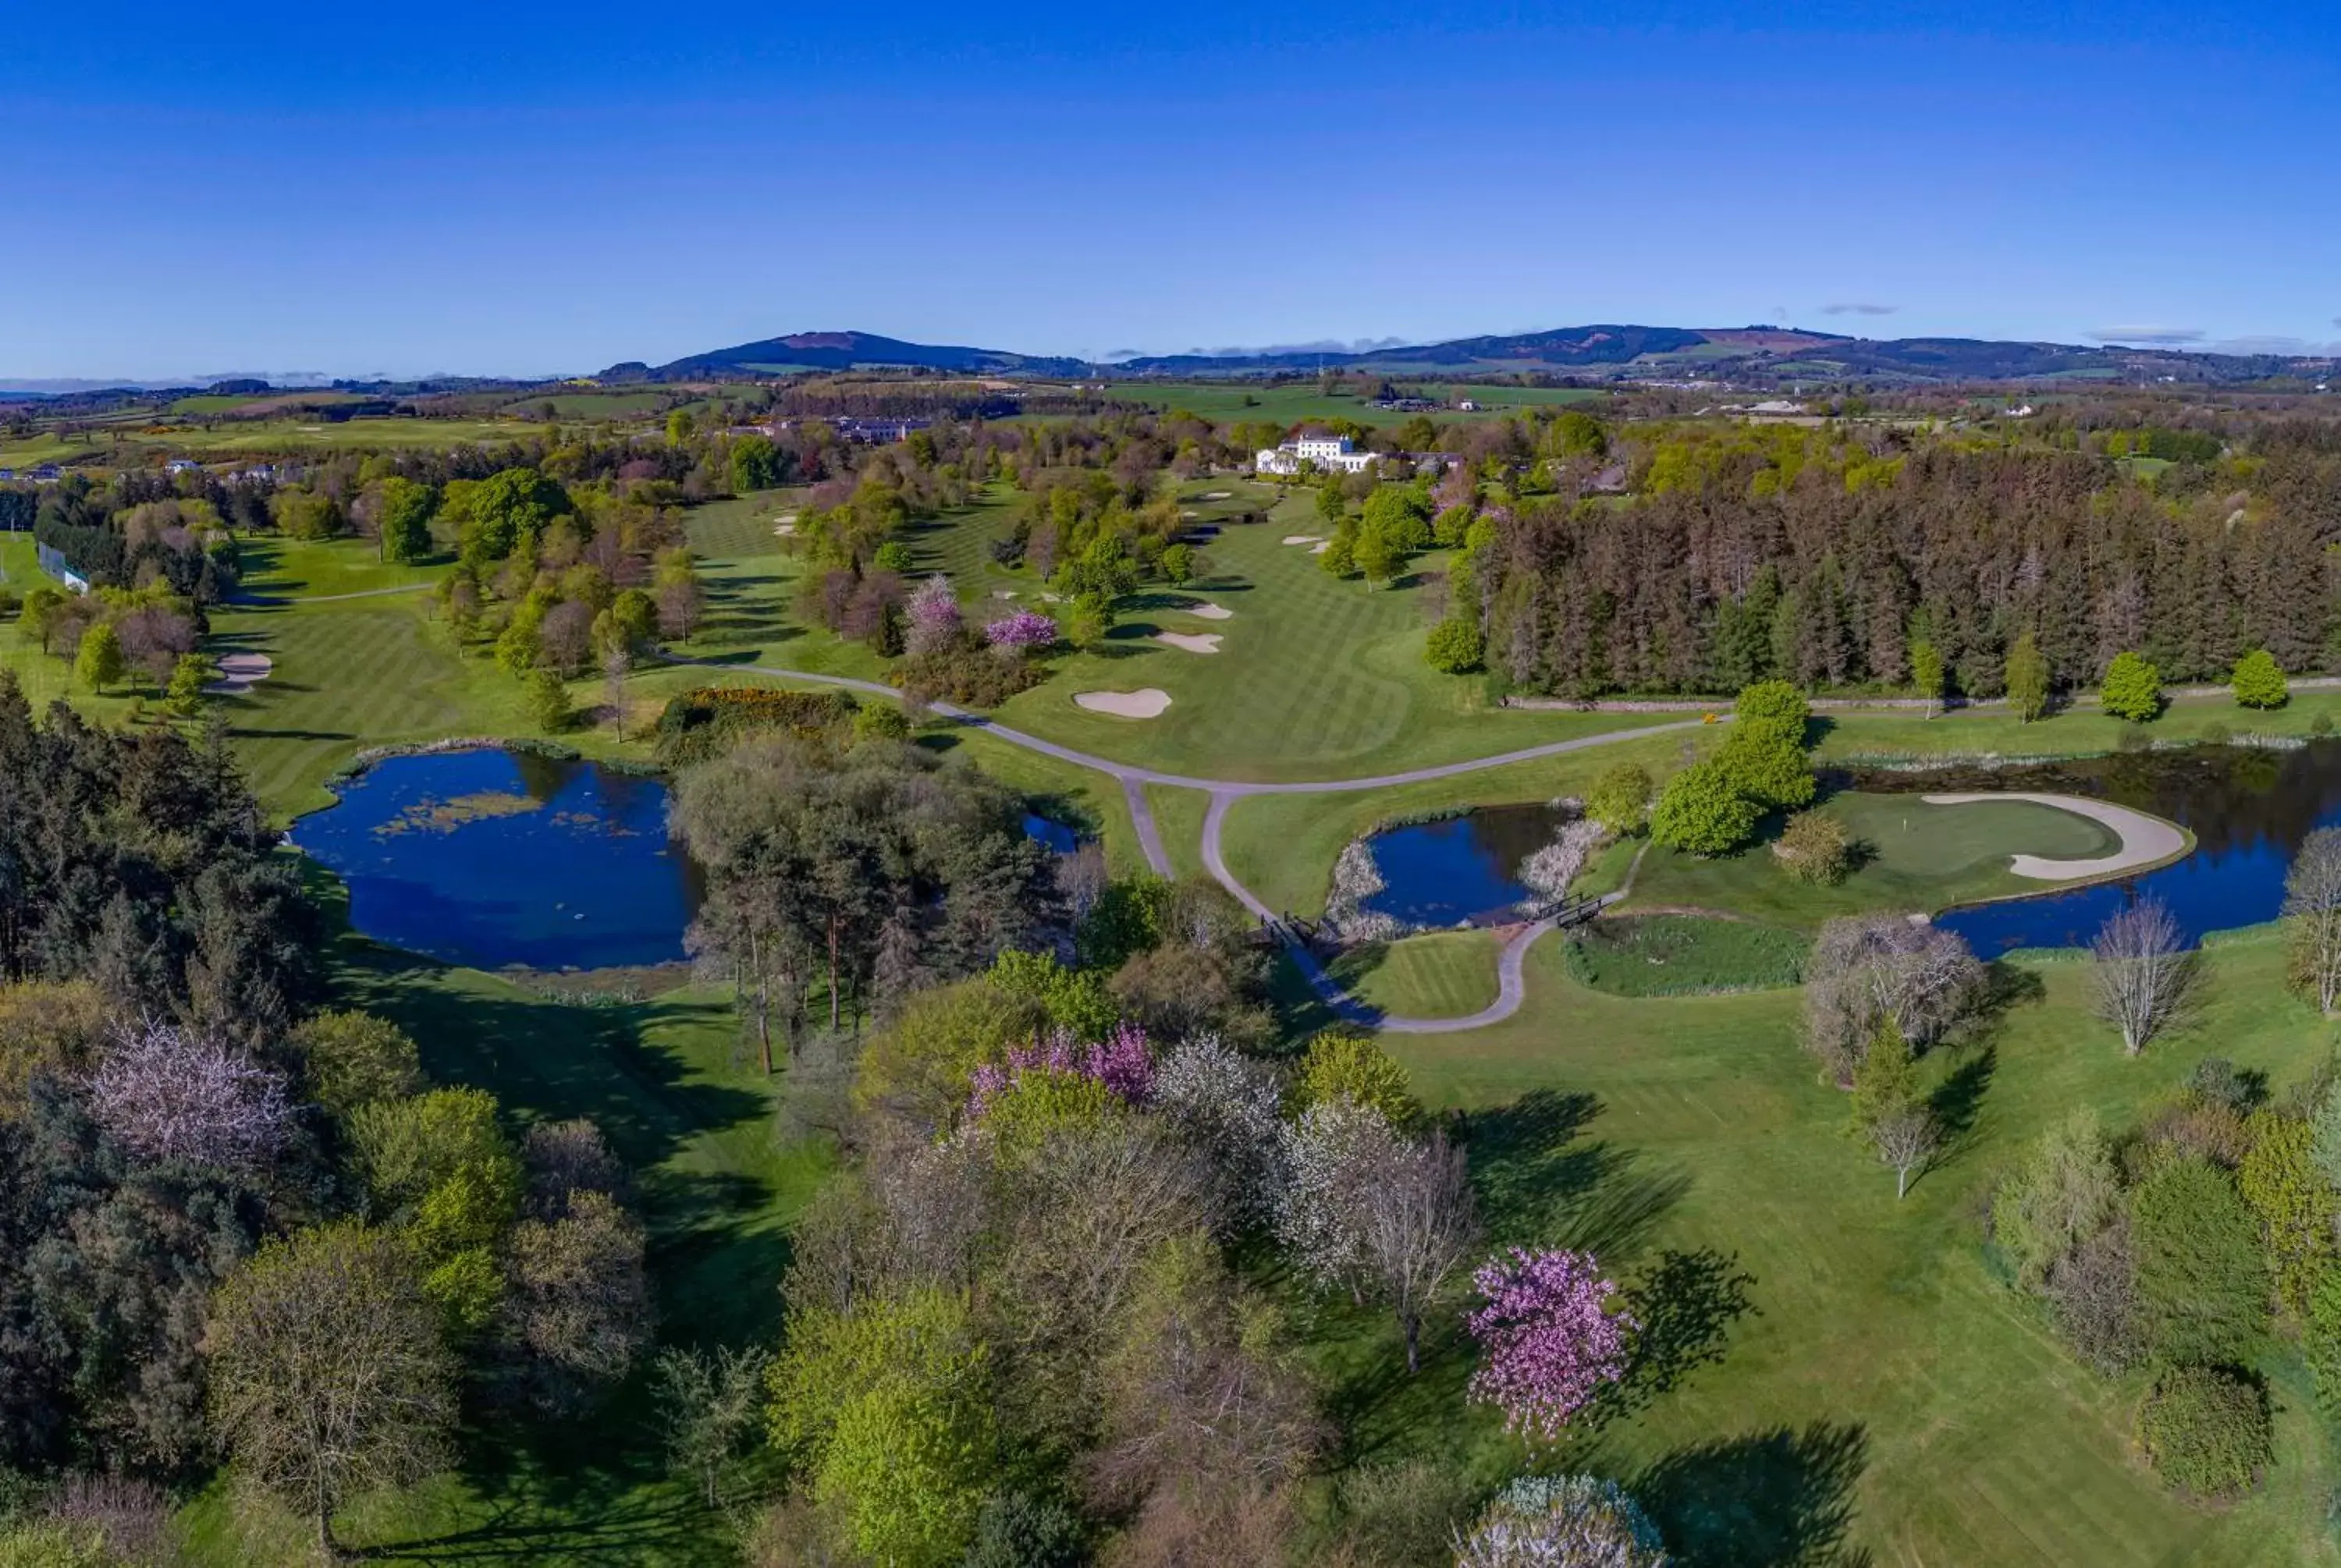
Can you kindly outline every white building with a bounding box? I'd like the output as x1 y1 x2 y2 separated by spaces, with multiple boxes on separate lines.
1255 430 1377 477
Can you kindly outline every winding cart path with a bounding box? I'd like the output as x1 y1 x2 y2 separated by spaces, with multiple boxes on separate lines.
666 655 1710 1030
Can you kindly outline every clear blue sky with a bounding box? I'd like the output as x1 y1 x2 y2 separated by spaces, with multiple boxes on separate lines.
2 2 2334 380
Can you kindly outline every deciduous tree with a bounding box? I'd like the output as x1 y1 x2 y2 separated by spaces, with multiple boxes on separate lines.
2283 828 2341 1015
2091 897 2194 1055
1465 1247 1632 1443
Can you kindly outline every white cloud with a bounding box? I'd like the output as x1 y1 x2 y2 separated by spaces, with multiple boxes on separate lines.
1821 303 1898 317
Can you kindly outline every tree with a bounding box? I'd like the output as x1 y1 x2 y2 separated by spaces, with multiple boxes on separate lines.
2138 1365 2272 1499
1452 1475 1668 1568
1276 1098 1394 1298
1772 810 1852 884
2131 1157 2268 1366
2005 632 2050 722
766 1287 996 1568
1994 1109 2121 1288
85 1018 293 1171
1465 1248 1632 1443
2090 897 2194 1055
1151 1033 1289 1232
1320 536 1356 577
1359 1130 1481 1372
652 1344 772 1506
528 667 571 733
1647 761 1762 857
1803 914 1984 1085
1160 542 1195 585
499 1190 652 1413
1585 764 1654 837
376 476 437 564
206 1223 459 1559
2236 1111 2335 1317
74 622 125 694
1872 1106 1941 1201
1909 637 1945 718
20 586 65 654
904 573 962 655
2283 827 2341 1014
1067 591 1115 649
288 1009 421 1118
1295 1031 1420 1126
164 652 212 717
2101 650 2164 722
1354 527 1398 588
1425 616 1483 673
2232 647 2287 710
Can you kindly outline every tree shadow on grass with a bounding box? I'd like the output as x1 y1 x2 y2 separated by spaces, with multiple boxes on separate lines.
1583 1248 1760 1433
1459 1088 1690 1262
1928 1044 1997 1154
1634 1421 1873 1568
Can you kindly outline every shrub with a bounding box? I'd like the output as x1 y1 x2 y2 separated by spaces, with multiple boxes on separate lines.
1648 761 1762 857
1585 763 1654 836
2231 648 2287 710
1295 1031 1421 1128
2131 1157 2268 1366
652 685 858 767
1772 810 1852 885
2201 722 2232 747
2317 711 2335 739
1452 1474 1667 1568
2138 1365 2271 1498
1424 617 1484 673
898 637 1046 709
2101 651 2164 722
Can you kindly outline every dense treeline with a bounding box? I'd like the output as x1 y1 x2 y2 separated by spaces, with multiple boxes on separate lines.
1461 421 2341 698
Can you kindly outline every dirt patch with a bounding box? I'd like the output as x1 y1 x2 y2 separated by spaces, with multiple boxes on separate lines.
206 653 274 695
1075 688 1172 718
1155 631 1224 655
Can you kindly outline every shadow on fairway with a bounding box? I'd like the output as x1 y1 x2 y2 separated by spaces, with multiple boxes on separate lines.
1634 1420 1873 1568
1460 1088 1690 1262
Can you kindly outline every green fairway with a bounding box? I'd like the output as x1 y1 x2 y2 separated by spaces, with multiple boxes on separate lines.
1330 929 1504 1017
1623 790 2126 927
1341 931 2341 1566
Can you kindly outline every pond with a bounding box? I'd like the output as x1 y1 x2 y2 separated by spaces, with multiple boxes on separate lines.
292 749 702 970
1359 803 1576 928
1858 741 2341 953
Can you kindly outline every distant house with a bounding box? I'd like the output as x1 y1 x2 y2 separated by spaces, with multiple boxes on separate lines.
165 458 200 474
0 469 14 481
1455 399 1480 412
1255 429 1377 477
30 464 62 483
228 463 276 484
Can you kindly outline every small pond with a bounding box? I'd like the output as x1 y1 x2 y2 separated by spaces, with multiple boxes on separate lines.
292 749 702 970
1862 741 2341 953
1359 803 1576 928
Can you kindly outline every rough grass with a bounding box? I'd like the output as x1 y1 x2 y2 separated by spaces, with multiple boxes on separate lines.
1625 790 2123 928
1340 930 2341 1566
1563 913 1810 996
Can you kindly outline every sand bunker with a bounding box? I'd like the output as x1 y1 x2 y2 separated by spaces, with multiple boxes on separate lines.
206 653 274 696
1309 541 1331 555
773 523 796 537
1075 688 1172 718
1201 490 1232 500
1281 534 1323 546
1180 601 1233 621
1156 631 1224 655
1922 792 2190 881
993 589 1020 600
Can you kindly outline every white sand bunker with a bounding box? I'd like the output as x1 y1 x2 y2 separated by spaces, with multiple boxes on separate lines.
993 589 1020 600
1179 601 1233 621
1922 792 2191 881
1281 534 1323 546
206 653 274 696
773 522 797 537
1309 541 1331 555
1075 688 1172 718
1201 490 1232 500
1156 631 1223 655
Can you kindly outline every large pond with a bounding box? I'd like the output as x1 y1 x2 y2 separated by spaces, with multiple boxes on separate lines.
1861 742 2341 953
1360 803 1576 928
292 749 701 970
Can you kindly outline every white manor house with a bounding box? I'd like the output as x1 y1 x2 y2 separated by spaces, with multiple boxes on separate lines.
1253 429 1378 476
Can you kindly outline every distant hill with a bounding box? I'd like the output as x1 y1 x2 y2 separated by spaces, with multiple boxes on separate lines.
607 325 2336 388
607 330 1088 382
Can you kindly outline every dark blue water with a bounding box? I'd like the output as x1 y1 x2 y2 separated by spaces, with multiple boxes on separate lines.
292 749 700 970
1873 743 2341 953
1362 804 1575 928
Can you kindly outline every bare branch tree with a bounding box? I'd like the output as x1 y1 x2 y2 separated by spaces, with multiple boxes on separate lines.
2091 897 2195 1055
2285 826 2341 1015
85 1017 293 1172
1871 1106 1941 1200
1805 915 1984 1084
1359 1130 1481 1373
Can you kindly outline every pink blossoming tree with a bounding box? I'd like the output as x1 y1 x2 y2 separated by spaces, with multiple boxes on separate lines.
1465 1247 1633 1442
984 609 1059 655
904 574 963 655
967 1022 1153 1116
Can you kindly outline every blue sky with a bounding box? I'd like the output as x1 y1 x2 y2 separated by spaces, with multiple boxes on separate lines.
2 2 2334 379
